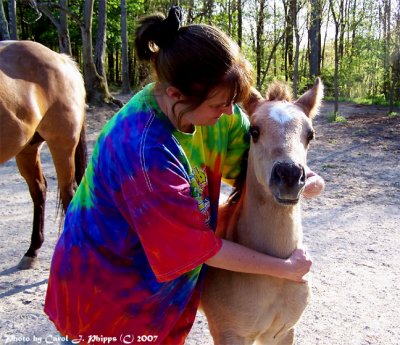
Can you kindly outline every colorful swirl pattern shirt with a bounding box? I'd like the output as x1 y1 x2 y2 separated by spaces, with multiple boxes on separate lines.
44 83 250 344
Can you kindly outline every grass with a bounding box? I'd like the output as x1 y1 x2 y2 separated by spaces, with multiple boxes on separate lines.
327 111 347 123
388 112 399 118
353 129 368 136
322 163 337 170
324 96 400 108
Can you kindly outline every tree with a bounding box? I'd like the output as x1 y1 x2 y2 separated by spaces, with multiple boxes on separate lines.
283 0 295 81
81 0 111 104
255 0 267 89
292 0 304 97
381 0 392 97
329 0 345 115
308 0 323 79
94 0 108 80
120 0 130 94
389 0 400 111
0 0 10 40
237 0 243 47
8 0 18 39
36 0 72 54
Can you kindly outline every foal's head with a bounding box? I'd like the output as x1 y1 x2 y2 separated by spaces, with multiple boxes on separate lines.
243 78 323 205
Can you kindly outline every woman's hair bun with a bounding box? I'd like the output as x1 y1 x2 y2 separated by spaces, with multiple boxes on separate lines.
155 6 182 48
135 6 182 61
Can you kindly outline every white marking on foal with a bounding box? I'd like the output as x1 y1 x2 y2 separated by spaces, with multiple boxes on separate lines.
269 103 303 124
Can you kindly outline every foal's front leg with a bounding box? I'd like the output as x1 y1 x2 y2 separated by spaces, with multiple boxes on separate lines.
211 331 255 345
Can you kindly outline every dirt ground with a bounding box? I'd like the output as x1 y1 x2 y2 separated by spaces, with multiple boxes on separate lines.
0 98 399 345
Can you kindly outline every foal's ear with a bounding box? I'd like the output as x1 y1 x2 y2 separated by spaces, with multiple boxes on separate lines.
241 87 264 116
295 78 324 119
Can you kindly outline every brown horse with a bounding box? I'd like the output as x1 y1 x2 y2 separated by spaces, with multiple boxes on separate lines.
202 79 323 345
0 40 87 269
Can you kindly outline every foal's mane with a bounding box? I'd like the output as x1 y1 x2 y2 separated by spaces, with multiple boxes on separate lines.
265 80 292 102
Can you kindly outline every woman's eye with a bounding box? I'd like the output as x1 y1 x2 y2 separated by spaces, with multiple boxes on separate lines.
211 102 230 109
249 126 260 142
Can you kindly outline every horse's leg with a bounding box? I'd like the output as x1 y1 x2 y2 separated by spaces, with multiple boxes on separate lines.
15 143 47 269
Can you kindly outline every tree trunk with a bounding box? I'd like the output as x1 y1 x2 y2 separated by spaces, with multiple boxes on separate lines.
8 0 18 39
333 23 339 114
0 0 10 40
321 4 330 70
205 0 214 24
116 48 120 83
256 0 266 90
187 0 195 23
329 0 341 115
382 0 391 98
35 1 71 54
309 0 322 79
81 0 112 105
121 0 130 94
293 3 301 98
237 0 243 47
260 31 285 87
58 0 72 55
108 47 114 83
273 0 278 76
284 0 295 81
394 3 400 102
95 0 107 79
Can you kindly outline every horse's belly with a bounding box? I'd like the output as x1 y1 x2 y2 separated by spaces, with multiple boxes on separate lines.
202 268 311 341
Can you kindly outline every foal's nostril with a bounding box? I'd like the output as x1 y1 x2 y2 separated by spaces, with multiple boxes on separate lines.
300 165 306 184
271 162 305 188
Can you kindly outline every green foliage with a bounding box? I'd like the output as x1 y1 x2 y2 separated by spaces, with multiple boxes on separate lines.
3 0 398 102
327 112 347 123
322 163 338 170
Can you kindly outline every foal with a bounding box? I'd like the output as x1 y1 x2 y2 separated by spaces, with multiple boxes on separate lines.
202 79 323 345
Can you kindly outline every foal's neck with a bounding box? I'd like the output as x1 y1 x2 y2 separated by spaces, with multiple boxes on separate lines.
237 169 303 259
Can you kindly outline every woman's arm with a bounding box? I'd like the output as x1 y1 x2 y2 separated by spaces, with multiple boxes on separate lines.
205 239 312 283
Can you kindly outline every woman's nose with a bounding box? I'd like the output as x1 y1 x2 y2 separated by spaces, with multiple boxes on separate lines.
222 104 234 115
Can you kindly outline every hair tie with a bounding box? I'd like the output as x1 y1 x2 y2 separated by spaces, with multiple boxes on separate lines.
154 6 182 48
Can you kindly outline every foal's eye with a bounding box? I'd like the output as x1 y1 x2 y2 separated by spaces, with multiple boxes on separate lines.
249 126 260 142
307 129 315 144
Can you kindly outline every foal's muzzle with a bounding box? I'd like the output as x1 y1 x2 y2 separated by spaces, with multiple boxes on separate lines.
269 162 306 205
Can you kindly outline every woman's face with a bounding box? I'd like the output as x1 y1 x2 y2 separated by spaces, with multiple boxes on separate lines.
180 88 234 130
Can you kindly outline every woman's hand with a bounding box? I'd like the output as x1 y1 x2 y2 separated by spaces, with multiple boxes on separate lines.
280 248 313 283
303 167 325 199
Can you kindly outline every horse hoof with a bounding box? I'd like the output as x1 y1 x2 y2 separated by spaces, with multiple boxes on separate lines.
18 256 40 270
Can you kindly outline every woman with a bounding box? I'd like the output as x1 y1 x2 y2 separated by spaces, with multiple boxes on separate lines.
45 7 322 345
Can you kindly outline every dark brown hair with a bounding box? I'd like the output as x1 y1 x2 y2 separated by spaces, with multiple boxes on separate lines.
134 7 254 126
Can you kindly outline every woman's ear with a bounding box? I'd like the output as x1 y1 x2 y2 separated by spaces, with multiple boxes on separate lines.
165 86 183 101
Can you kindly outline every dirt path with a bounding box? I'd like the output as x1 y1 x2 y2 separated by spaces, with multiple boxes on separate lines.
1 100 399 345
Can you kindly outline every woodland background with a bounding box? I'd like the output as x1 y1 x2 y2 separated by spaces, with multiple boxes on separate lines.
0 0 400 116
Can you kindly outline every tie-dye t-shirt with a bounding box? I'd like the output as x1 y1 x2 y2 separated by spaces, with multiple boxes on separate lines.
44 83 250 344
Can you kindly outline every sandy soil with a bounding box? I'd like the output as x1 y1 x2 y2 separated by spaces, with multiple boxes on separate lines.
0 98 399 345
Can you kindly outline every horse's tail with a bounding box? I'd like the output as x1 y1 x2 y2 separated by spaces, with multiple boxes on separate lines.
74 120 88 185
